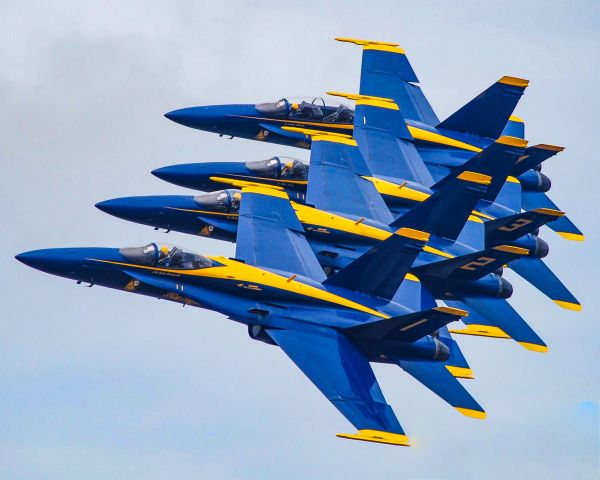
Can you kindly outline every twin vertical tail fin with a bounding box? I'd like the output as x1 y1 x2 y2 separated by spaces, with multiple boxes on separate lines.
436 76 529 139
433 136 528 204
391 171 490 241
323 227 429 300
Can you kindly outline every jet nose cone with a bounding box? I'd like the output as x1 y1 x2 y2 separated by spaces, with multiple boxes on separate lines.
15 250 45 269
151 165 184 183
95 198 135 217
15 248 78 274
164 106 211 129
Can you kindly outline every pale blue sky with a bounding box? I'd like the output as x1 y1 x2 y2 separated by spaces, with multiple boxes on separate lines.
2 1 598 478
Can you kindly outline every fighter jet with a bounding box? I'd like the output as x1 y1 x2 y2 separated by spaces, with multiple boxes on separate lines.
98 130 550 352
154 93 581 313
17 186 487 446
162 38 582 242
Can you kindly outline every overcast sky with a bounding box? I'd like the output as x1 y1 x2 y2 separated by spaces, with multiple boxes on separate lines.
2 1 599 479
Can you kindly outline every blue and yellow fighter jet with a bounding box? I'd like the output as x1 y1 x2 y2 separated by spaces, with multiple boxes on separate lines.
162 38 582 242
17 186 488 446
154 92 581 313
98 126 551 352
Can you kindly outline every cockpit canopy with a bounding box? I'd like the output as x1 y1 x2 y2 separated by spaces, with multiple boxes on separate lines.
255 97 354 124
119 243 213 270
245 157 308 180
194 189 241 213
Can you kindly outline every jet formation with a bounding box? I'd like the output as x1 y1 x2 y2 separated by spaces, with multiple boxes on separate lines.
17 38 583 447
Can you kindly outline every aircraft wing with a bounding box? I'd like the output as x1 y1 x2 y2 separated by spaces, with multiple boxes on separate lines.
267 325 410 446
304 133 394 224
336 38 440 126
235 186 326 281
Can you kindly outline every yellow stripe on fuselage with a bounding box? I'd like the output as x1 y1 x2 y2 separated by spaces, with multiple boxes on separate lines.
91 257 390 319
239 116 485 153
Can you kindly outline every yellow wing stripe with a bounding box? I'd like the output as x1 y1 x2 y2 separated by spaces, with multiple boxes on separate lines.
326 91 399 110
445 366 474 379
518 342 549 353
535 143 564 152
493 245 530 255
556 232 585 242
496 136 528 148
509 115 524 123
242 185 289 199
407 126 482 153
335 37 400 47
455 407 487 419
336 429 410 446
449 324 511 339
499 76 530 87
457 171 492 185
553 300 582 311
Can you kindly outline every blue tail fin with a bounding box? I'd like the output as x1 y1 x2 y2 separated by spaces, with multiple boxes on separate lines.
391 170 490 241
521 191 584 241
485 208 565 244
509 257 581 311
412 245 528 281
512 144 564 177
433 136 528 203
446 297 548 353
437 76 529 139
336 38 439 125
346 306 466 343
438 328 474 379
323 227 429 300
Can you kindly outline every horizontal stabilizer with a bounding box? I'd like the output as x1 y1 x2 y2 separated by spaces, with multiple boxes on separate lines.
521 191 584 241
324 227 429 300
485 208 564 244
511 143 564 177
196 215 239 234
236 187 326 280
391 170 490 241
447 297 548 352
433 136 527 203
398 358 485 417
437 76 529 139
509 257 581 310
346 306 466 343
412 245 528 281
267 326 407 442
336 37 440 125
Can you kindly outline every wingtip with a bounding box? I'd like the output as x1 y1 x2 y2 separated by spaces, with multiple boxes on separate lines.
556 232 585 242
445 365 475 379
499 76 529 87
496 135 529 148
455 407 487 419
553 300 582 311
517 342 549 353
337 429 411 446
